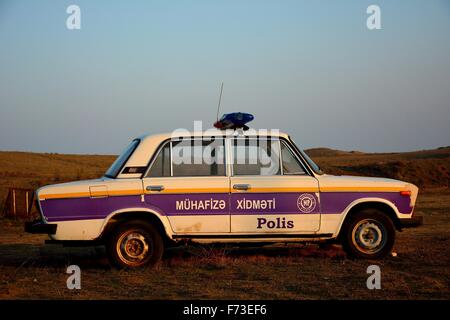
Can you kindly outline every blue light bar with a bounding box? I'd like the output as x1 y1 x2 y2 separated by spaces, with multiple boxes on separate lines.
214 112 254 130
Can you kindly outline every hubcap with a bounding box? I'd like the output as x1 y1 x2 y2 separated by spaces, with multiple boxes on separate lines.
352 219 386 254
117 230 152 266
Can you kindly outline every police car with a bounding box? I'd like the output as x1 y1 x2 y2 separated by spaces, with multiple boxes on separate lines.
25 113 422 268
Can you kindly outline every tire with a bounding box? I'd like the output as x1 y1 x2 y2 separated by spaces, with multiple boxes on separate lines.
341 208 395 259
106 220 164 269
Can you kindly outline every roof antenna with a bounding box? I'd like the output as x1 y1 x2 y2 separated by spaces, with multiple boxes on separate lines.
213 82 254 131
216 82 224 122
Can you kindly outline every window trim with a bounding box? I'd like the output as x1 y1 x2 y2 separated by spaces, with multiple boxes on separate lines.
144 137 228 178
169 141 173 177
143 135 316 179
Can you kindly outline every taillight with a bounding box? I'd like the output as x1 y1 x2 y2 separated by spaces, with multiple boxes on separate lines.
400 190 411 196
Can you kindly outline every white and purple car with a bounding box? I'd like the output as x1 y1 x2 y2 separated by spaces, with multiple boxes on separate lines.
25 127 423 268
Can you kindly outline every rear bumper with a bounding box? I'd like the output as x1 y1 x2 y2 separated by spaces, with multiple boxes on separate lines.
24 220 57 235
399 215 423 229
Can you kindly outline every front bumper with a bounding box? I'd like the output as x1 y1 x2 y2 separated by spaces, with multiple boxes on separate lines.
399 215 423 229
24 220 57 235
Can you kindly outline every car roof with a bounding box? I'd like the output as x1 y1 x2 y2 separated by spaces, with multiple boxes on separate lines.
136 129 290 143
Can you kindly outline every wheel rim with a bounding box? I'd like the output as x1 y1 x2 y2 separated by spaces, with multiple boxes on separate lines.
351 219 387 254
116 229 152 266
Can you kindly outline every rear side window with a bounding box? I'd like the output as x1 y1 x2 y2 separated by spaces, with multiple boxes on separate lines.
147 143 170 177
172 138 226 176
146 138 226 177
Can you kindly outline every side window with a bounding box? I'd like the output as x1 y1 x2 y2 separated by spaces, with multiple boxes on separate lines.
232 138 281 176
171 138 226 177
281 141 306 175
147 143 171 177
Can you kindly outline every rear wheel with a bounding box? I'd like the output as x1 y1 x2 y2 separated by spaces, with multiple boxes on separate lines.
106 220 164 268
341 209 395 259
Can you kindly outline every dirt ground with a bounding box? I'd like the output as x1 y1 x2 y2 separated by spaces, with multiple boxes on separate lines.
0 191 448 300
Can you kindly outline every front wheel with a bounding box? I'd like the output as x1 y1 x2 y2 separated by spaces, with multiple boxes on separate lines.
341 209 396 259
106 220 164 268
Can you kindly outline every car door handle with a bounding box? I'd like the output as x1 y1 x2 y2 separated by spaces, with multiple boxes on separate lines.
146 185 165 192
233 184 251 191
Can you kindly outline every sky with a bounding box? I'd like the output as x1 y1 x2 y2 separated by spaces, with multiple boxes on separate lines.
0 0 449 154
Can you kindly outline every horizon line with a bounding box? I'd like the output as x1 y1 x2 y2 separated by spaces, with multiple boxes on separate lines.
0 145 449 157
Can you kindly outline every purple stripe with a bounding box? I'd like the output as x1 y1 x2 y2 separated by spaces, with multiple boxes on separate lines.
41 191 412 222
42 195 143 222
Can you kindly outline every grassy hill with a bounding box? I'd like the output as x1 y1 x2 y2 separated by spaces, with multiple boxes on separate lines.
0 152 115 209
308 147 450 189
0 146 449 209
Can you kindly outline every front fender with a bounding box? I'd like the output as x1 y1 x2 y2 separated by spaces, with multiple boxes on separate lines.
334 197 402 237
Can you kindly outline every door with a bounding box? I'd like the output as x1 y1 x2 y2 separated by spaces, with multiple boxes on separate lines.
142 137 230 233
229 137 320 233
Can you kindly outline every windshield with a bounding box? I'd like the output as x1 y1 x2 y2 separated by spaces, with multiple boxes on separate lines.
104 139 140 178
288 137 323 175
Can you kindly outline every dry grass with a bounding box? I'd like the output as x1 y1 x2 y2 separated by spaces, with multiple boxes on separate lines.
0 191 448 299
